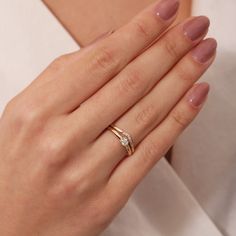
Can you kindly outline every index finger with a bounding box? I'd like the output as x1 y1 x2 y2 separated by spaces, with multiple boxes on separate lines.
28 0 180 116
86 0 180 73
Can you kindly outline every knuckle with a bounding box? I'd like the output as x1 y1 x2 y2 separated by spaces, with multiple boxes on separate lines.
119 69 145 95
3 96 45 134
175 65 188 82
20 107 41 125
92 46 118 71
50 54 71 72
141 140 161 163
4 98 17 114
4 95 24 114
175 64 194 83
135 104 156 127
8 101 43 131
20 108 40 125
171 109 190 129
132 19 151 39
163 37 179 59
39 138 67 167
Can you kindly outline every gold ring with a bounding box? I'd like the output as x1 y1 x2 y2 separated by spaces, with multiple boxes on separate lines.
108 125 135 156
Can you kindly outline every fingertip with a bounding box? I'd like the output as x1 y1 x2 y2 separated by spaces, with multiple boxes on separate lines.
186 82 210 109
154 0 180 21
192 38 217 64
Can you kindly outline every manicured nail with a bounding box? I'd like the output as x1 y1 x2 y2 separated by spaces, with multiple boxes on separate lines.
183 16 210 41
187 83 210 108
192 38 217 63
155 0 179 21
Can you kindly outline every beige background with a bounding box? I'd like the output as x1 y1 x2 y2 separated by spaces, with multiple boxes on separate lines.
43 0 191 46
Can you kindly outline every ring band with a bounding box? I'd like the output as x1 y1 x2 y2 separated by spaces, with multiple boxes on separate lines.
108 125 135 156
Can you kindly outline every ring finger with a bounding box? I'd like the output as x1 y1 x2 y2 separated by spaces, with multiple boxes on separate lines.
91 38 217 177
70 16 210 142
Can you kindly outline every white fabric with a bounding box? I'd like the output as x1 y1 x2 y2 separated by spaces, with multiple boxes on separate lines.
103 159 222 236
0 1 232 236
172 1 236 236
0 0 78 112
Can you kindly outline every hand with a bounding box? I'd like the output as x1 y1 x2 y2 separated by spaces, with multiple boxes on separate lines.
0 0 216 235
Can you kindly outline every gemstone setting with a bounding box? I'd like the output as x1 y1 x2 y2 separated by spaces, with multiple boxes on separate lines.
121 136 129 146
108 125 135 156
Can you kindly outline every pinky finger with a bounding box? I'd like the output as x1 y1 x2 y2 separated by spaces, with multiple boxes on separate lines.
107 82 210 199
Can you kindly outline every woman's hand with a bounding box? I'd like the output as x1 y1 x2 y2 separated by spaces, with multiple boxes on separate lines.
0 0 216 235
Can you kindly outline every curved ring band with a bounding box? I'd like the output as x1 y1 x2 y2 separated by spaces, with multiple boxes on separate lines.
108 125 135 156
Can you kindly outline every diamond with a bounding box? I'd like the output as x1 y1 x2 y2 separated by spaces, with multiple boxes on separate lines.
121 136 129 146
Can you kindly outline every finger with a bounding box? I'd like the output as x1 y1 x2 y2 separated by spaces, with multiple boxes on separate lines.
23 0 180 116
107 82 210 197
71 16 210 141
117 39 216 145
86 30 115 47
90 38 216 175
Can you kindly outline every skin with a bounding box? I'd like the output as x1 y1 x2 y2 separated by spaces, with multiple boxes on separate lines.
0 1 215 236
43 0 191 46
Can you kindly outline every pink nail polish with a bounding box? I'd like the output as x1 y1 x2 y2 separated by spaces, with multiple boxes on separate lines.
192 38 217 63
183 16 210 41
187 83 210 108
155 0 179 21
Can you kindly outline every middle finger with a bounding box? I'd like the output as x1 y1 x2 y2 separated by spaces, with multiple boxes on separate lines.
27 0 180 116
69 16 210 142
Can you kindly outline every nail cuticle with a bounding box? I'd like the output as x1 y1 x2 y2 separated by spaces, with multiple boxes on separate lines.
192 52 216 65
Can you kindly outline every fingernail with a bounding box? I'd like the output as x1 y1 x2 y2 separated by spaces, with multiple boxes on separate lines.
155 0 179 21
192 38 217 63
183 16 210 41
187 83 210 108
88 30 114 46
